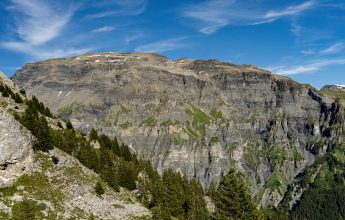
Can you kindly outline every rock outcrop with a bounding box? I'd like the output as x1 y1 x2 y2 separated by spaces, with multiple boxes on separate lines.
13 52 337 207
0 70 151 219
0 71 34 188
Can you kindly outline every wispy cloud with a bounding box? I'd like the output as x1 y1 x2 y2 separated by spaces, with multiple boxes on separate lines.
290 22 302 37
301 49 316 56
182 0 316 34
6 0 75 45
124 32 144 44
135 37 187 53
2 0 91 60
320 42 345 55
266 58 345 75
92 26 114 33
86 0 147 19
3 41 92 60
265 1 315 19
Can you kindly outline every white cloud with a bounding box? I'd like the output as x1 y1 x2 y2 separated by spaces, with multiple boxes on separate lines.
124 32 144 44
2 41 92 60
320 42 345 55
291 22 302 37
301 49 316 56
86 0 146 19
182 0 316 34
265 1 315 19
135 37 187 53
266 58 345 75
92 26 114 33
2 0 90 60
7 0 75 46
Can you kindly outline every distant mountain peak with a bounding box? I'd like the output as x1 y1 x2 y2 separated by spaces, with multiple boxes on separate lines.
321 84 345 91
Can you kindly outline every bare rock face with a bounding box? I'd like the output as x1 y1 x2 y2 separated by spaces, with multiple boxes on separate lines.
12 52 337 207
0 72 34 188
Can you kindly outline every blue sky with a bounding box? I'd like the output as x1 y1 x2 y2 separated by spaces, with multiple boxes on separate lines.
0 0 345 89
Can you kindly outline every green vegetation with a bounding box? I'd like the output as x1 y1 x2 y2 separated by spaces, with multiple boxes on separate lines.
94 181 105 196
188 104 211 124
212 169 257 220
51 155 59 164
210 108 223 120
321 89 345 101
290 152 345 219
120 121 132 129
0 83 23 103
0 185 18 197
141 116 157 127
11 198 47 220
19 103 53 152
120 103 130 114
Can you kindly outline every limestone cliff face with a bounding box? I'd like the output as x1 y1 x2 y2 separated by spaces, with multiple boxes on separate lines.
0 71 34 188
13 52 336 206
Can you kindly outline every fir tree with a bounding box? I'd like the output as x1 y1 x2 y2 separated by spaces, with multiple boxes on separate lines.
89 128 98 140
99 148 120 192
94 181 105 196
185 179 209 220
162 169 185 218
66 119 73 129
120 143 133 161
118 160 137 190
213 169 257 220
78 143 98 171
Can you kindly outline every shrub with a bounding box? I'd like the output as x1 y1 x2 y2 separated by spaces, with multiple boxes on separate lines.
51 156 59 165
94 181 105 196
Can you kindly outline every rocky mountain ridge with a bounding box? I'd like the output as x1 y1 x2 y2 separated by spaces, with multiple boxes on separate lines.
13 52 340 207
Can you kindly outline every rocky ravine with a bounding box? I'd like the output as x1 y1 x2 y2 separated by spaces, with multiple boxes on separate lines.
13 52 338 207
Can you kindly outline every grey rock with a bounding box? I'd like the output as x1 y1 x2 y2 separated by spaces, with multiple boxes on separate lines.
0 72 34 188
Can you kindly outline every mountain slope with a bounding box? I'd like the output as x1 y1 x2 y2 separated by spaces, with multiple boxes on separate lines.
13 52 340 207
0 71 151 219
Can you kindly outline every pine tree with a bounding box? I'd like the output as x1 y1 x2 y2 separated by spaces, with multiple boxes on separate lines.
33 116 53 151
94 181 105 196
99 148 119 192
118 160 137 190
120 143 133 161
111 137 121 157
150 178 171 220
185 179 209 220
89 128 98 140
213 169 257 220
162 169 185 218
66 119 73 129
78 143 98 170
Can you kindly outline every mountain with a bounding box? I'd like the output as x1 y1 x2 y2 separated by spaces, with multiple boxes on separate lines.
12 52 344 210
321 84 345 91
321 84 345 102
0 71 151 219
